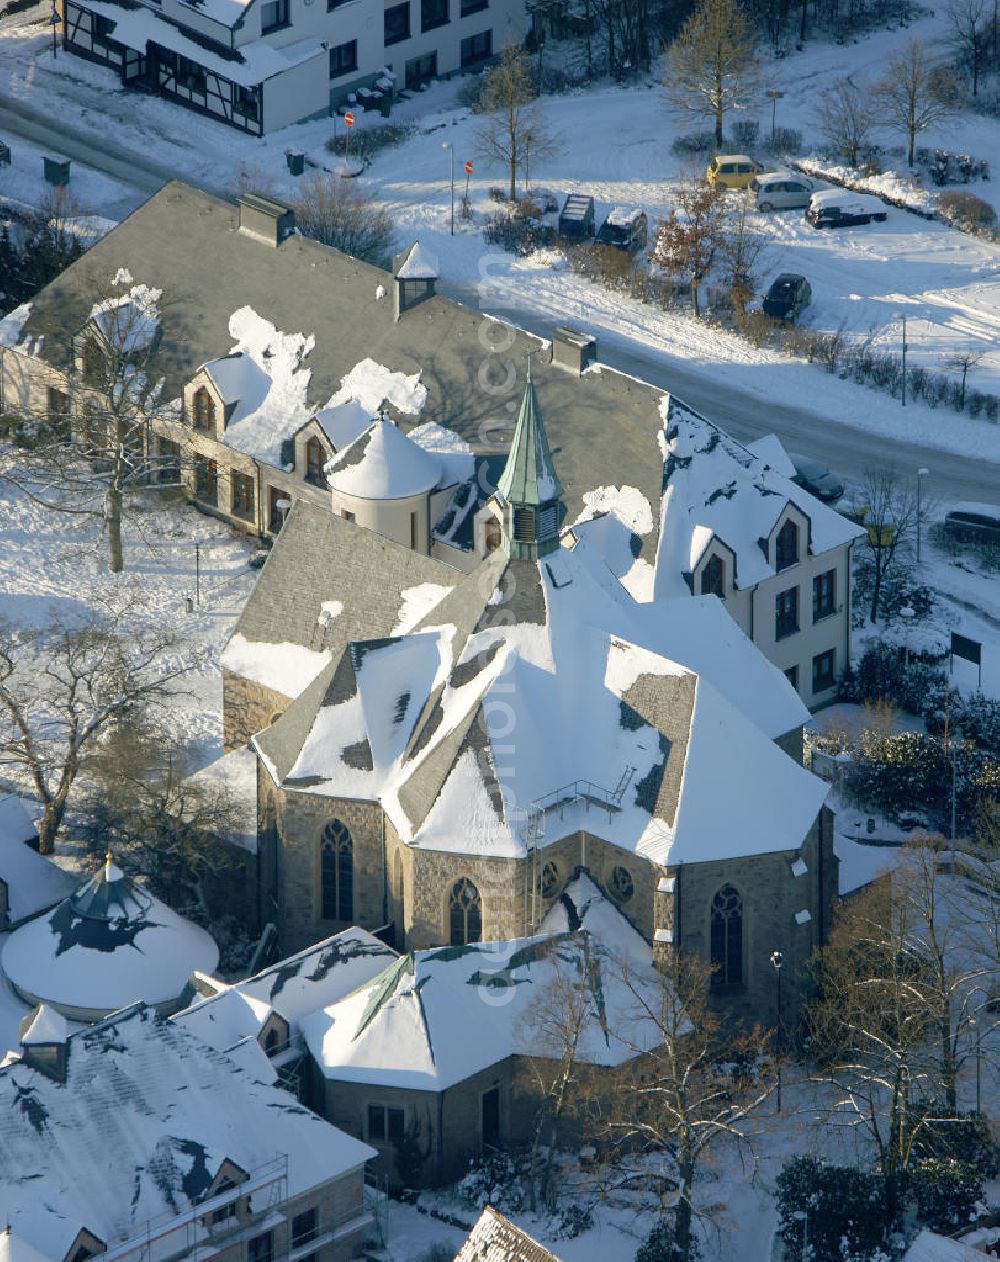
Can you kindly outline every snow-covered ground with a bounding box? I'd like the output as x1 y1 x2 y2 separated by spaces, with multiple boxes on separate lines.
0 478 257 786
4 4 1000 452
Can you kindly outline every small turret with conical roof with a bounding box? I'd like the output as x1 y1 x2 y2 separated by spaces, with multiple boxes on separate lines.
495 355 564 560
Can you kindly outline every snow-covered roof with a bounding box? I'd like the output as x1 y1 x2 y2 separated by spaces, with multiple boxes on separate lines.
176 0 251 30
408 421 475 487
746 433 798 479
605 206 644 227
88 283 161 354
311 398 372 451
264 539 823 867
455 1208 563 1262
208 307 315 467
655 395 863 593
326 417 443 499
77 0 326 86
537 871 652 966
20 1003 67 1046
1 859 219 1018
904 1231 986 1262
235 926 398 1024
0 1004 375 1262
0 798 73 928
303 928 664 1091
395 241 438 280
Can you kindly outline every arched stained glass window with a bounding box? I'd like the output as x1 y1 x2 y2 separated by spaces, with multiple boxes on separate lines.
710 884 743 986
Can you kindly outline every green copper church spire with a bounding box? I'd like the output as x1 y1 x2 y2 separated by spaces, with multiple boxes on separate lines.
496 354 564 560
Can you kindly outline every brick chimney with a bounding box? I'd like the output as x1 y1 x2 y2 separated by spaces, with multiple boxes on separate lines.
551 326 597 375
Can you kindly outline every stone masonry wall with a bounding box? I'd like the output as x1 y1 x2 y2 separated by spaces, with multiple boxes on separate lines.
222 669 292 752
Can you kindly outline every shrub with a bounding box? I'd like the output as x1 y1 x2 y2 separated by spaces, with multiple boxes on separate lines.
455 72 486 112
776 1157 887 1262
324 122 415 158
907 1158 982 1234
763 127 802 155
636 1218 700 1262
909 1109 1000 1177
458 1152 526 1213
730 119 759 149
938 191 996 231
670 130 717 157
482 202 556 255
551 1204 593 1238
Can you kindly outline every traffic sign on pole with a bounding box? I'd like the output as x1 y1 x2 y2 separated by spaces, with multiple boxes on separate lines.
464 160 473 175
344 111 355 126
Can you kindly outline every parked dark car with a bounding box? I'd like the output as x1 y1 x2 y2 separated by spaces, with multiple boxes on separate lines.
791 457 844 504
595 207 648 253
943 503 1000 544
763 273 812 321
807 189 888 228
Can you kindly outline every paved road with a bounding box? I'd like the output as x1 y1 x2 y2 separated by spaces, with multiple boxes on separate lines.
2 84 996 505
443 280 998 506
0 89 179 196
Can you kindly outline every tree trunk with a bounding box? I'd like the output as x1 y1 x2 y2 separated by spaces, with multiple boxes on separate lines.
690 276 700 317
675 1141 695 1262
941 1016 957 1113
108 484 124 574
799 0 807 40
907 125 916 168
37 784 71 855
869 555 883 623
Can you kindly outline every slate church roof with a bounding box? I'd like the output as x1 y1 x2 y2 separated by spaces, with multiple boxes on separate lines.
251 387 824 870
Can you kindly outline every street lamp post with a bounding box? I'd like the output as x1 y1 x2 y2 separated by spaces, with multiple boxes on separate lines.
50 0 59 57
973 1018 982 1114
442 141 454 236
770 949 783 1112
899 604 914 667
765 90 785 141
916 467 928 563
895 312 908 407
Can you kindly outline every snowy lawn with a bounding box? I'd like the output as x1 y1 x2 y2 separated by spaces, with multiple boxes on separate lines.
0 476 257 810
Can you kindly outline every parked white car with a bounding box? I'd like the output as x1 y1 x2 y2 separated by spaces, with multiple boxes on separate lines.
807 189 888 228
751 171 814 211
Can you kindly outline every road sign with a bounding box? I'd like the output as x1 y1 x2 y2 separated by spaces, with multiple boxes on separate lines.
344 111 355 126
464 159 473 175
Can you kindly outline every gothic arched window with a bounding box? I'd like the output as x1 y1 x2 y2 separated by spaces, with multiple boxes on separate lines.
321 819 353 922
539 861 559 900
710 884 743 986
775 519 799 572
701 553 725 597
449 877 482 946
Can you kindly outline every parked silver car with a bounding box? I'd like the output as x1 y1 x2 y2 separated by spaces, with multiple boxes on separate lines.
751 171 814 211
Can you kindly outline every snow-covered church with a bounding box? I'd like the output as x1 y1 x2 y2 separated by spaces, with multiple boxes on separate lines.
225 362 836 1028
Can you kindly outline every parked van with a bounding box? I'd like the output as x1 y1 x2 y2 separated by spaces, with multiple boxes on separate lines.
596 206 648 253
751 171 814 211
705 154 764 190
807 189 888 228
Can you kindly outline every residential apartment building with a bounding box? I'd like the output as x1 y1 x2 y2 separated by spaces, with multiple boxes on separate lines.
60 0 528 134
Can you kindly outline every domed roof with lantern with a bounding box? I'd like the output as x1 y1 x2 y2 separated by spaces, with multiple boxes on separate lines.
0 851 219 1022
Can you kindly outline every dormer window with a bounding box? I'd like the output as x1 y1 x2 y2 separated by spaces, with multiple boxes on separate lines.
775 519 798 572
700 553 725 597
193 387 215 432
305 437 326 486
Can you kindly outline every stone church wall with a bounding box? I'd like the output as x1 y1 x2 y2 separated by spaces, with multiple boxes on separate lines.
222 669 292 752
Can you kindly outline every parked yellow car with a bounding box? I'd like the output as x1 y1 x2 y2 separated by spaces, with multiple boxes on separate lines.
705 154 765 190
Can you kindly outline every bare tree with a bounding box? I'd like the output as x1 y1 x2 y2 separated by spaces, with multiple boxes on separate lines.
475 44 560 202
719 192 768 319
603 951 775 1262
652 180 727 316
852 466 920 624
875 38 959 167
290 173 394 267
0 597 194 854
80 729 247 924
946 347 986 408
518 935 604 1211
1 271 174 574
808 848 993 1220
948 0 989 96
812 77 878 166
662 0 761 149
